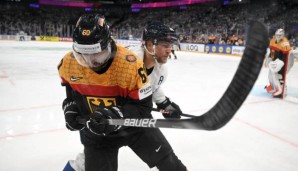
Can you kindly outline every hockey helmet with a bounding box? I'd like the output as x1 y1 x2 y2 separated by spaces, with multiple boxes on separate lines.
73 13 111 54
142 21 178 45
275 28 284 42
72 13 112 71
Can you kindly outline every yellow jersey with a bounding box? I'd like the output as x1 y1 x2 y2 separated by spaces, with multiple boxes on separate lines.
58 45 152 114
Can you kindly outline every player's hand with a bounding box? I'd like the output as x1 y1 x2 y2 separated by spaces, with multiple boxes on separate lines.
156 97 182 119
86 107 123 136
63 99 85 131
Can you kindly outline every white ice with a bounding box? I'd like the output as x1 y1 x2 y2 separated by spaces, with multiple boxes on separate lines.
0 41 297 171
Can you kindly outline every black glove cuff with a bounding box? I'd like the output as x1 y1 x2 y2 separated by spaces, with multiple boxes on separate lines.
156 97 171 109
62 98 76 111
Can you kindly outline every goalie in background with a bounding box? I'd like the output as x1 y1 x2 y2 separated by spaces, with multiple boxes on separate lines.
17 30 26 41
264 28 291 98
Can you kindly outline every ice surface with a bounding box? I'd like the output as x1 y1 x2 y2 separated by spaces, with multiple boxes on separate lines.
0 41 297 171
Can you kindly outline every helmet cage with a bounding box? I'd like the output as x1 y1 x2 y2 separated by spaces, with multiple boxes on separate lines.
275 28 284 42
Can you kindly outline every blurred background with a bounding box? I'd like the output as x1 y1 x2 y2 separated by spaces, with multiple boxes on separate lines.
0 0 297 47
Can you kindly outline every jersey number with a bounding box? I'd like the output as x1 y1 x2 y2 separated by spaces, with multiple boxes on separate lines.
138 67 147 83
158 76 164 85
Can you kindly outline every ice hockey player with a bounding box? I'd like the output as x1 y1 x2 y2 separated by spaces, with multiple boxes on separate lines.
18 30 26 41
136 21 183 115
169 44 179 59
60 14 186 171
264 28 291 98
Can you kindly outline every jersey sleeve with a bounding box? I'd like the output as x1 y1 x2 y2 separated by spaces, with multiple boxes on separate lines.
123 62 153 118
152 86 166 104
125 54 152 101
119 47 153 118
57 51 74 86
281 39 291 54
148 63 168 104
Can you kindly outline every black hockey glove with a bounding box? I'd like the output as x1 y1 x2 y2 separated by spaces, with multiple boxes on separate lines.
63 99 85 131
86 107 123 136
156 97 182 119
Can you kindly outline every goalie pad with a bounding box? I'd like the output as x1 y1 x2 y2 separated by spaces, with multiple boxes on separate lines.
268 58 284 73
266 58 284 96
264 49 271 68
265 70 276 93
272 73 283 97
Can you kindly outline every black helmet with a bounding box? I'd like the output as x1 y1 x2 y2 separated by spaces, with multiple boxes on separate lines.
142 21 178 45
73 13 111 52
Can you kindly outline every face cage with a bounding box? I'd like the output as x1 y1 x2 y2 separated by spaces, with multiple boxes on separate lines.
73 43 112 69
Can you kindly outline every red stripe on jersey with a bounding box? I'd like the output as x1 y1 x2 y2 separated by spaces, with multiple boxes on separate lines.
269 45 290 54
61 77 140 100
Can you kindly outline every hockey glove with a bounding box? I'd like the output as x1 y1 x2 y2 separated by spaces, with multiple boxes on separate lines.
63 99 85 131
86 107 123 136
156 97 182 119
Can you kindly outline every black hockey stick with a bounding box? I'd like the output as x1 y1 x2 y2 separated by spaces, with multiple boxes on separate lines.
151 108 195 117
77 20 269 130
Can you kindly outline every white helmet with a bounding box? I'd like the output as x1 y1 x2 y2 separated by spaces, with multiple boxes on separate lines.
275 29 284 42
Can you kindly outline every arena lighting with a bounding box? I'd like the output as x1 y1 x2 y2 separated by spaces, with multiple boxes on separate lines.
29 3 40 8
39 0 95 7
131 8 141 12
131 0 217 8
292 25 298 31
179 5 187 10
85 7 92 11
223 0 229 5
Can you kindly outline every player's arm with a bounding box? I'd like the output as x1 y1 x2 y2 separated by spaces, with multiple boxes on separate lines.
61 84 85 131
122 94 153 119
122 62 153 119
151 65 182 119
154 87 183 119
58 57 85 131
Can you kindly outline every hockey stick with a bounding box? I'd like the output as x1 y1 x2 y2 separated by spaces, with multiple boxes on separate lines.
77 20 269 130
76 107 195 128
151 108 195 117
